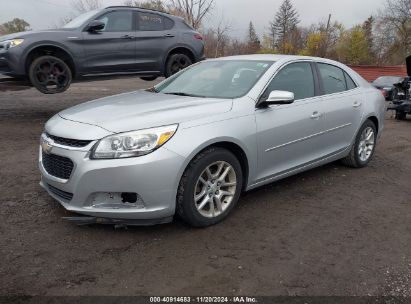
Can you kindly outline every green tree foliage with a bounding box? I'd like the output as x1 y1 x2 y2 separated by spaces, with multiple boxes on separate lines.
336 26 370 65
0 18 30 35
270 0 300 53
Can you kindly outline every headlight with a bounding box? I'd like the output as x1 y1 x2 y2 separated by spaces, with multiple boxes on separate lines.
1 39 24 50
91 124 178 159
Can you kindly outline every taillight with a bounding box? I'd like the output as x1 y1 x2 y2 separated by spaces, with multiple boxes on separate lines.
194 34 203 40
379 89 387 97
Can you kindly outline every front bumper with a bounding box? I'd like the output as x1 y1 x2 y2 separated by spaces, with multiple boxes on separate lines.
0 48 23 76
39 143 186 221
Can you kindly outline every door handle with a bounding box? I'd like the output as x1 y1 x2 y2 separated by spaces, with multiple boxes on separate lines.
310 111 323 120
120 35 134 39
353 101 362 108
164 33 175 38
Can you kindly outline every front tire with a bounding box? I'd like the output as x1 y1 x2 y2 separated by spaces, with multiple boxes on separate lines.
341 120 377 168
176 147 243 227
165 53 192 78
29 55 72 94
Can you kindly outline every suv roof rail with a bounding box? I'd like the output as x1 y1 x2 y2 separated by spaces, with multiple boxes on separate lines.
105 6 171 15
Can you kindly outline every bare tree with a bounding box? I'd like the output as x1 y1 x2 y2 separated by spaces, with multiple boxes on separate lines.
211 16 231 57
169 0 214 30
71 0 102 14
124 0 167 11
378 0 411 61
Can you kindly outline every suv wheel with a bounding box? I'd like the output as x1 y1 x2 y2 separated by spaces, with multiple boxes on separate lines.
177 147 243 227
341 120 377 168
165 53 192 78
29 55 72 94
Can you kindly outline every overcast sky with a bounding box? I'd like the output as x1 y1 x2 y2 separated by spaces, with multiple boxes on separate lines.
0 0 387 37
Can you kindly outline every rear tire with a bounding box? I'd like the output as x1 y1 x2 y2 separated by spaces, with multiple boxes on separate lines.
176 147 243 227
341 120 377 168
29 55 72 94
165 53 192 78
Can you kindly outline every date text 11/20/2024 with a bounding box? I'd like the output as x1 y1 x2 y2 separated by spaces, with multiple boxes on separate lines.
149 297 258 303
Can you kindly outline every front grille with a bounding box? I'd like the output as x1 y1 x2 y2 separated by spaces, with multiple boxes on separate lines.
47 184 73 201
47 133 92 148
42 152 74 180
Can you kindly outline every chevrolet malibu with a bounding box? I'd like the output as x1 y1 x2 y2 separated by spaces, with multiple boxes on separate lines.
39 55 385 227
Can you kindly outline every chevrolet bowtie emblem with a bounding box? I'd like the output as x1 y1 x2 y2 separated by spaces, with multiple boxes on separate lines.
41 136 54 154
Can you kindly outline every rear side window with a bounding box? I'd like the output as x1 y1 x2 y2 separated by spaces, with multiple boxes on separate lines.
164 17 174 30
138 12 164 31
344 72 357 90
318 63 346 94
263 62 315 101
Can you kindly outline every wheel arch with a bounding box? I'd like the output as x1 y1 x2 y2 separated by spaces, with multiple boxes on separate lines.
363 115 379 135
24 44 77 77
163 45 197 71
176 140 250 193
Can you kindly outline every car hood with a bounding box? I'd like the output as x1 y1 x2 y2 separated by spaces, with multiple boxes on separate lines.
58 90 233 133
0 29 73 41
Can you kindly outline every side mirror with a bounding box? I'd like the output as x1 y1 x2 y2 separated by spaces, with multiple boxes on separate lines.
87 20 105 32
259 90 295 107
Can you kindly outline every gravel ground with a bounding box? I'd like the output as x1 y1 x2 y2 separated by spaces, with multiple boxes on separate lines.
0 78 410 297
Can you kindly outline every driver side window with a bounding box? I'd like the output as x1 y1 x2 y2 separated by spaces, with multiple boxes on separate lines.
262 62 315 101
97 11 133 32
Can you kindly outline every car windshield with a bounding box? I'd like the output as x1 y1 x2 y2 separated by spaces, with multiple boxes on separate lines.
63 9 101 28
373 76 402 86
155 60 274 99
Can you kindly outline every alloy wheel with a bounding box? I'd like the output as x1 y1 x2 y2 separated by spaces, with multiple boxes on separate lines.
170 55 190 75
358 126 375 162
34 58 70 92
194 161 237 218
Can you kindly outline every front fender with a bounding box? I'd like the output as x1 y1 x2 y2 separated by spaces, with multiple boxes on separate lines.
164 115 258 192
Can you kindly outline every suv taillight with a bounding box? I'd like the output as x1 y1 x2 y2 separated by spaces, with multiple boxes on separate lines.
194 34 203 40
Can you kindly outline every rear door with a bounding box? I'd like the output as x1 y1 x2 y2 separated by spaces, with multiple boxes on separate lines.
255 61 326 181
82 10 136 74
316 63 364 154
134 11 178 73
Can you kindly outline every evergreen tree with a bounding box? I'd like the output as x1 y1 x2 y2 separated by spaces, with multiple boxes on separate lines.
247 21 261 53
270 0 300 53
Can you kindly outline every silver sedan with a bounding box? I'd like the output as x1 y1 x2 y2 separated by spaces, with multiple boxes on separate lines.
39 55 385 227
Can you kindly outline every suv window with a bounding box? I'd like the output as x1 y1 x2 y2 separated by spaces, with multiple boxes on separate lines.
263 62 315 101
138 12 164 31
97 11 133 32
344 72 357 90
318 63 347 94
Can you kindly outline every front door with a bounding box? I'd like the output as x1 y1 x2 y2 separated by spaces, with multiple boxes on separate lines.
82 10 136 74
255 61 326 182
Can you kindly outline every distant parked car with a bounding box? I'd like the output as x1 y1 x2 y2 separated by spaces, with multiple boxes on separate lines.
39 55 385 227
0 6 205 94
371 76 405 100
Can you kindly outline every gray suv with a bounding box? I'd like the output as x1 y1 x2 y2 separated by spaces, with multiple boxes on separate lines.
0 6 205 93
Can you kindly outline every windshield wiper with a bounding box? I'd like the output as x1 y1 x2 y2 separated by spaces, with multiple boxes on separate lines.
164 92 206 98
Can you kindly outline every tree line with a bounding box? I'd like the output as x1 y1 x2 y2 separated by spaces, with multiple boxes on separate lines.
0 0 409 65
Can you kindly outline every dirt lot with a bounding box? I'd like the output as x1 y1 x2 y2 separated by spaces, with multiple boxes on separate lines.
0 78 410 297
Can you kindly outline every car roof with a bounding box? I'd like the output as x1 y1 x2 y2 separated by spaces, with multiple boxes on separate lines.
211 54 341 64
104 6 175 17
